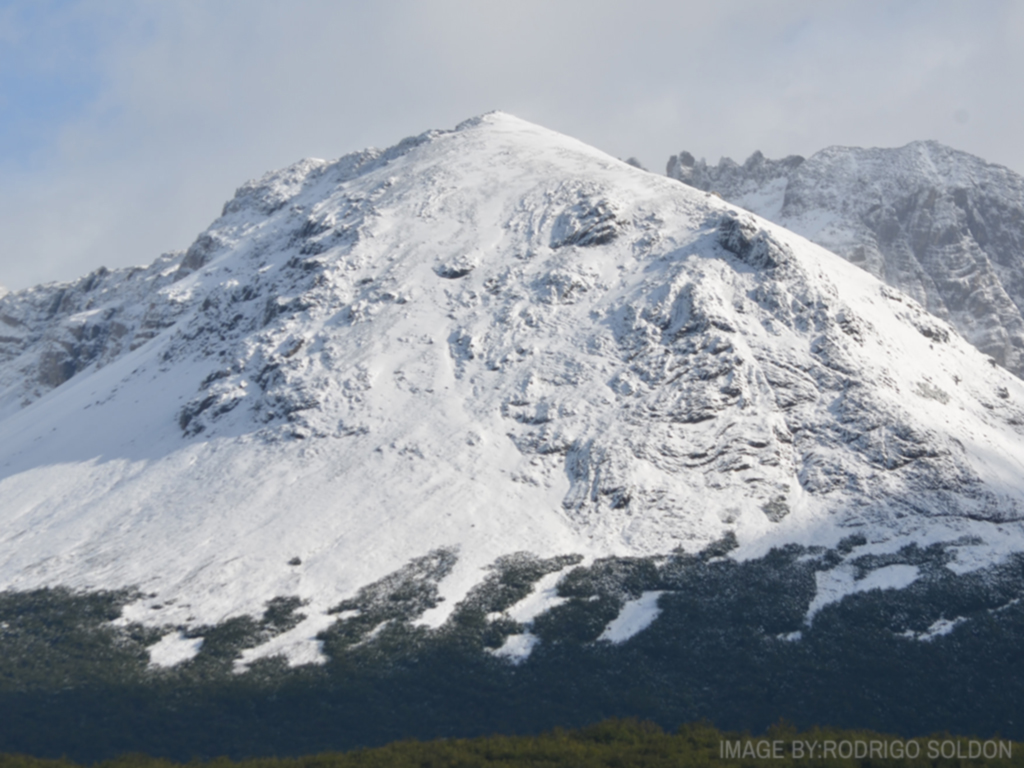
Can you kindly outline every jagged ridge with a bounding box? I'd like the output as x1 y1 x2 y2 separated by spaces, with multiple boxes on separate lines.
667 141 1024 377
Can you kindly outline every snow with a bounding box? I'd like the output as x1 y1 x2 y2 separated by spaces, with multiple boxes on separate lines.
806 564 921 622
732 178 788 221
488 632 539 664
234 612 337 671
597 591 664 644
1 112 1024 666
900 616 966 642
671 140 1024 381
148 631 204 668
480 565 579 663
504 569 573 625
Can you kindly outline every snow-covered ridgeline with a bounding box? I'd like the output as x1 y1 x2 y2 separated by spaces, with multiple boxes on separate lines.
668 141 1024 379
2 114 1024 668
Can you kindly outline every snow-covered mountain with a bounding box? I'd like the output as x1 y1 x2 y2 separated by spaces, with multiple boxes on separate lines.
3 113 1024 679
667 142 1024 378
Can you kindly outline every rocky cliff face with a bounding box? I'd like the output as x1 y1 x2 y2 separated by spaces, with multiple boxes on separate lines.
0 255 188 418
667 141 1024 378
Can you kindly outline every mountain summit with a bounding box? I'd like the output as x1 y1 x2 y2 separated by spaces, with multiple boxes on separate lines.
2 113 1024 670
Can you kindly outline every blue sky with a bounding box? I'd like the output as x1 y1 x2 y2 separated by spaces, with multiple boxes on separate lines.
1 0 1022 289
0 3 95 171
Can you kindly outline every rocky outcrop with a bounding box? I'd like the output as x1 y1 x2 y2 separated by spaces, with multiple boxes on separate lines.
0 256 189 416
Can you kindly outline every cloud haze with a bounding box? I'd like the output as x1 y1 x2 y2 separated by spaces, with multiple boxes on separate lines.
1 0 1021 289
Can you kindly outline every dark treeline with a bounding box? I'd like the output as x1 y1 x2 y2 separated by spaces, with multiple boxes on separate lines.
2 543 1024 761
0 720 1021 768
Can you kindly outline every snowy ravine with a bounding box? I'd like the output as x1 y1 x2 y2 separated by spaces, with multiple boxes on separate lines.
3 113 1024 672
667 141 1024 378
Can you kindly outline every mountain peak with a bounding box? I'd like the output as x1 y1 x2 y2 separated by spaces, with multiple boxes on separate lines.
3 115 1024 659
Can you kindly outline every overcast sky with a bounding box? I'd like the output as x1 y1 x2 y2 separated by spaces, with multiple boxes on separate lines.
1 0 1022 290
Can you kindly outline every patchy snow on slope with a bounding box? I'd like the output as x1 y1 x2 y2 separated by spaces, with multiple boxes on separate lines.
504 569 573 625
234 612 337 671
597 591 664 644
806 563 920 622
488 632 539 664
477 563 582 664
148 631 204 668
900 616 966 642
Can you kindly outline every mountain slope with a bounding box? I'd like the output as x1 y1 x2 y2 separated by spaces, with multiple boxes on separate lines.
2 113 1024 675
667 141 1024 378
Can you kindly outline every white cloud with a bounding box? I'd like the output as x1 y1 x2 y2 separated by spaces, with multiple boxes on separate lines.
1 0 1021 289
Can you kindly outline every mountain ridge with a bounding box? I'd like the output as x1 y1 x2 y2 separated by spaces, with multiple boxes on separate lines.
2 113 1024 673
667 139 1024 378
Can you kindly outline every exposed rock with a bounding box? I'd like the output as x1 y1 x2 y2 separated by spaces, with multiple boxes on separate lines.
668 141 1024 377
